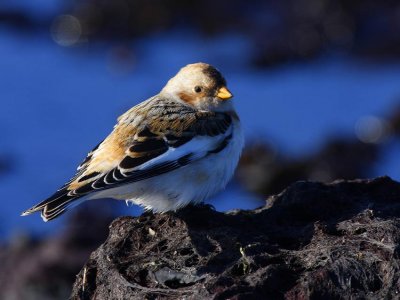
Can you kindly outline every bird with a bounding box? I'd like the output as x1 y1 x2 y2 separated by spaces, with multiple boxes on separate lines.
22 62 244 222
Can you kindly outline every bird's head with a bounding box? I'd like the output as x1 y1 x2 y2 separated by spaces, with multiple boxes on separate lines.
161 62 234 111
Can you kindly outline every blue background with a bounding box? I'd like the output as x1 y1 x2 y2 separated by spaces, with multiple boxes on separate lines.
1 0 400 240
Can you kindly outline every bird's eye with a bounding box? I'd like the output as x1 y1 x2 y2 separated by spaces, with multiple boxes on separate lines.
194 86 202 93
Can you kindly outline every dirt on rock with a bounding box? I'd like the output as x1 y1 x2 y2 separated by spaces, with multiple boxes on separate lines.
71 177 400 299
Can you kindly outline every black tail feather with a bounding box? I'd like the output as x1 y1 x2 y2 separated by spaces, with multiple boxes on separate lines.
21 188 81 221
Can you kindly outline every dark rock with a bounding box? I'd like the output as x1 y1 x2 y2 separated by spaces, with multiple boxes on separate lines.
3 1 400 64
0 10 39 30
71 177 400 299
237 138 379 197
0 205 115 300
387 103 400 137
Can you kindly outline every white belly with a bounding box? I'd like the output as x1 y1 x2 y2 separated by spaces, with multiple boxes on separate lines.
89 122 244 212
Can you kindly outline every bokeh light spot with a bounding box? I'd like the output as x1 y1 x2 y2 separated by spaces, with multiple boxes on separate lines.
355 115 389 144
51 15 82 47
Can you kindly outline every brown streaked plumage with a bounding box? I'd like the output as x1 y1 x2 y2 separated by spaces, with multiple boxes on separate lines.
22 62 243 221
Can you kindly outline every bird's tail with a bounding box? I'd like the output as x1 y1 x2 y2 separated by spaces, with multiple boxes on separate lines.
21 188 84 222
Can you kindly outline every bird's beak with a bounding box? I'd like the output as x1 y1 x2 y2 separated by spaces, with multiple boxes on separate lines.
216 86 233 100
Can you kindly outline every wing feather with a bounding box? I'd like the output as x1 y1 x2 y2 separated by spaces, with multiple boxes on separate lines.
22 97 234 220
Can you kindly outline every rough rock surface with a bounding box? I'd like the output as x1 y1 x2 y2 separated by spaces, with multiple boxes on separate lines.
71 177 400 299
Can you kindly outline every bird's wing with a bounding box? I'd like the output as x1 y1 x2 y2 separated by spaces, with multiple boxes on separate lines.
23 97 233 219
70 98 234 192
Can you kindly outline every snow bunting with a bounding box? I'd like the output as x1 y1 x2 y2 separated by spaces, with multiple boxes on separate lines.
22 63 244 221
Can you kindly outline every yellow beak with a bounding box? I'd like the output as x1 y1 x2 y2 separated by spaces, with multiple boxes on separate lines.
216 86 233 100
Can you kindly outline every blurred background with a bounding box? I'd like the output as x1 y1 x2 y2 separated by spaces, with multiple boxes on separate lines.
1 0 400 298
